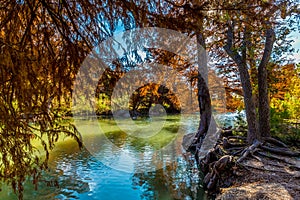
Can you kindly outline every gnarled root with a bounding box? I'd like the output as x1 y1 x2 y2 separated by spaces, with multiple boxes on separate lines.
195 133 300 192
203 155 233 190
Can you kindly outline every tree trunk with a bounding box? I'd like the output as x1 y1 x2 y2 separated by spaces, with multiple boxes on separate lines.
195 23 213 143
258 27 275 138
240 69 259 143
182 17 214 153
224 21 259 144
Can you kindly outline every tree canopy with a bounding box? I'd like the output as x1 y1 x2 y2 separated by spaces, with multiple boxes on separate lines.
0 0 299 198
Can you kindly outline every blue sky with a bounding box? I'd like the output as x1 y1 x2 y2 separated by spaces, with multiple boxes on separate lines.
291 31 300 63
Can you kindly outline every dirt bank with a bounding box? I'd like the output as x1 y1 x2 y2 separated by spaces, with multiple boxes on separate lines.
216 154 300 200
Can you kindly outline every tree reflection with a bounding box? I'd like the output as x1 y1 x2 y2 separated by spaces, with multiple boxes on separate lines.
132 139 207 200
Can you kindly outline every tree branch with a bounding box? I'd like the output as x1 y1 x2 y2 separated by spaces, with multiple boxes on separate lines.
224 21 243 66
258 27 276 70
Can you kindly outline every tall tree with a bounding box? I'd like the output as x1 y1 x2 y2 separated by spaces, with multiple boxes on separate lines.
223 0 299 142
223 20 260 142
198 0 299 143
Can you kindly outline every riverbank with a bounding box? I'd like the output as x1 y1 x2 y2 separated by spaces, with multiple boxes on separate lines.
215 154 300 200
183 132 300 200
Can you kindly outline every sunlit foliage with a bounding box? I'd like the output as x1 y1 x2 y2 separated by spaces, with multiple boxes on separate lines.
0 0 299 198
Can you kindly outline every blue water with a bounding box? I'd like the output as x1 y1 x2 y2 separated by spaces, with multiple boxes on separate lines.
0 115 208 200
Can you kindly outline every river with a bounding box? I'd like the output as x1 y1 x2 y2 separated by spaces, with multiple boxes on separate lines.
0 114 210 200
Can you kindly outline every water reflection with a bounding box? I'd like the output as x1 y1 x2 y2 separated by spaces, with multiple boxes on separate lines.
0 114 208 200
132 160 206 200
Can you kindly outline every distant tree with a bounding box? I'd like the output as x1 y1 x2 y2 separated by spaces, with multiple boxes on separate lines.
269 63 300 119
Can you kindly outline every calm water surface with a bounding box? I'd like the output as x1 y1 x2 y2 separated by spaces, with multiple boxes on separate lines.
0 114 209 200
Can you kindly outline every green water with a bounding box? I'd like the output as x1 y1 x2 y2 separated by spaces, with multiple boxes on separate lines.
0 114 208 200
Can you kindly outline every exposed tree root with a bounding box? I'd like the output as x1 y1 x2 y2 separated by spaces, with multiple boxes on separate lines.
241 161 300 177
223 137 246 149
227 136 247 141
203 155 233 190
262 137 289 148
260 145 300 157
183 132 300 193
237 140 262 163
256 151 299 166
